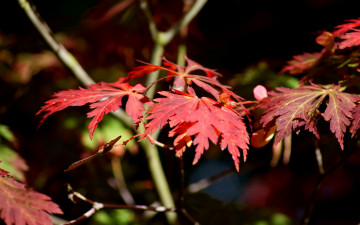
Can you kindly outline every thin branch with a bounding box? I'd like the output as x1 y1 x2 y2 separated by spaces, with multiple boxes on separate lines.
138 0 158 41
162 0 208 45
187 167 236 193
177 156 185 209
300 146 357 225
111 157 135 205
181 209 200 225
314 141 325 174
18 0 92 85
65 184 176 225
177 157 200 224
18 0 134 128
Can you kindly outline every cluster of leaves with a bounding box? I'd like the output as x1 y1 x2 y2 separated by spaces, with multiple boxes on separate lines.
37 19 360 172
259 18 360 150
38 56 251 171
11 16 360 225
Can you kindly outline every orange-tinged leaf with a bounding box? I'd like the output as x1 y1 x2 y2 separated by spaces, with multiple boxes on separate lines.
144 90 249 171
169 122 194 157
251 126 276 148
315 31 334 52
0 168 63 225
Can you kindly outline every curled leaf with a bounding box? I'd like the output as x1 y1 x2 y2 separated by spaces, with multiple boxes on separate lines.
64 135 121 172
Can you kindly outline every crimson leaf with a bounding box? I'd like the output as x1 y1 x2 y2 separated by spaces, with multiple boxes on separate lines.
144 89 249 171
128 56 240 102
37 78 147 139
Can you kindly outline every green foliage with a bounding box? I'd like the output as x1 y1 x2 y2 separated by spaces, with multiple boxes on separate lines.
0 124 28 182
91 209 139 225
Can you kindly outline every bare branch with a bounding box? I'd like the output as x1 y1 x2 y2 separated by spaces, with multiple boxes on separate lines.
187 168 235 193
111 157 135 205
65 184 176 224
300 145 357 225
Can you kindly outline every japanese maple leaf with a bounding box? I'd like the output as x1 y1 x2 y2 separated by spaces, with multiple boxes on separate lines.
144 88 249 171
128 56 239 102
259 84 359 149
333 18 360 36
37 78 147 139
337 30 360 49
331 18 360 49
0 170 63 225
350 104 360 137
281 51 324 75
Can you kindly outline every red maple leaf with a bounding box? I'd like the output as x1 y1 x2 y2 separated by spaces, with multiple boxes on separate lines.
350 104 360 137
280 51 324 75
128 56 239 102
144 89 249 171
333 18 360 36
258 84 359 149
37 78 148 139
0 169 63 225
337 30 360 49
331 18 360 49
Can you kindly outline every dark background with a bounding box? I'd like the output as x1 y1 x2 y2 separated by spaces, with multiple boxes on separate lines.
1 0 360 224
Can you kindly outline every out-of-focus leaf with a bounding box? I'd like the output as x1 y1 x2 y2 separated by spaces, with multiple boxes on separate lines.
0 165 63 225
0 145 28 182
0 124 16 143
90 209 138 225
81 116 137 152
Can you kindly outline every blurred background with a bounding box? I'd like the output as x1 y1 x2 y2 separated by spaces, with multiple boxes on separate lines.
0 0 360 224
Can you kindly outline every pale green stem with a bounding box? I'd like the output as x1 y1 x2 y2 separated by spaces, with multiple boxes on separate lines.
177 44 187 67
145 43 165 98
140 140 177 221
18 0 93 85
138 1 207 223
